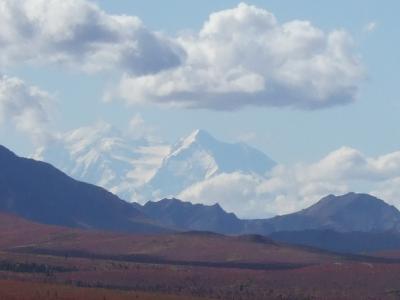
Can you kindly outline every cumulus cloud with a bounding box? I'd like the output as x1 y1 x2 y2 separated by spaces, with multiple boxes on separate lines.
0 75 54 143
115 3 364 110
178 147 400 218
0 0 184 73
0 1 365 110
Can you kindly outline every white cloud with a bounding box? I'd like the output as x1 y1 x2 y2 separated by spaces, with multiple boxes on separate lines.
128 113 160 142
372 178 400 207
0 0 184 74
178 172 266 217
115 3 364 111
0 1 365 111
178 147 400 218
0 75 54 143
364 21 378 33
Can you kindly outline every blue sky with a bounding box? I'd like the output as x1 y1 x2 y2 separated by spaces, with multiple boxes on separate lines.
2 1 400 162
1 0 399 164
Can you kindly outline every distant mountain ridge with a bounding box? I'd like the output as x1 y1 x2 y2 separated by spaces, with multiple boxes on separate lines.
139 193 400 235
138 193 400 253
36 127 275 203
259 193 400 233
140 198 243 234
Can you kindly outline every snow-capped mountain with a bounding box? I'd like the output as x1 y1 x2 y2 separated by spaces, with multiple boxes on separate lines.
35 126 275 203
34 122 170 202
145 129 276 198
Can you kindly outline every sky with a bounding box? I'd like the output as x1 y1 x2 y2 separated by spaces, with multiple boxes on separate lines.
0 0 400 217
0 0 398 162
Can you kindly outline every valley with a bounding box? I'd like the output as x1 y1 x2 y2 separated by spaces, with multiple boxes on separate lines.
1 213 400 299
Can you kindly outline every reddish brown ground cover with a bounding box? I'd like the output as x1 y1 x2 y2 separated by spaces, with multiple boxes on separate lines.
0 213 400 299
0 279 206 300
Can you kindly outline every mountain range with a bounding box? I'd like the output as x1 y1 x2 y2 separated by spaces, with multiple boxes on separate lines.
3 143 400 254
139 198 244 235
35 126 275 203
137 193 400 235
34 122 170 202
139 194 400 253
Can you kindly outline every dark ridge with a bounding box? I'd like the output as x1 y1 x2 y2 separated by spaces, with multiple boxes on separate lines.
0 144 166 234
140 198 243 235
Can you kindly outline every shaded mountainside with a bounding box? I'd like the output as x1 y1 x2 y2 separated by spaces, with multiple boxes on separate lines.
139 193 400 235
259 193 400 234
140 198 243 234
0 145 164 233
139 194 400 253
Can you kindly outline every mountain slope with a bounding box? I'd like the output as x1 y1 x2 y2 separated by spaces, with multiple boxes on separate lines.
141 193 400 237
36 126 275 203
146 129 276 198
140 198 244 234
257 193 400 233
35 122 170 202
139 194 400 253
0 144 164 233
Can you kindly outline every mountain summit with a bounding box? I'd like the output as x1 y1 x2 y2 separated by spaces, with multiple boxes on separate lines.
261 193 400 233
146 129 276 197
37 127 275 202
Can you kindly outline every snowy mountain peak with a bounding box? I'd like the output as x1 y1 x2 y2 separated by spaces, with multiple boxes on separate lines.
36 125 276 205
187 129 214 143
146 130 276 199
171 129 214 156
174 129 276 174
